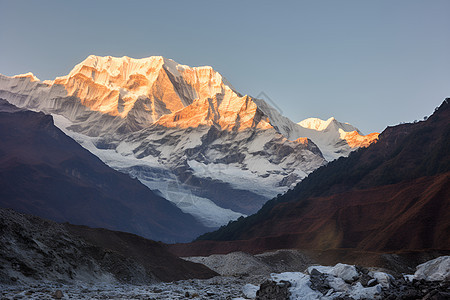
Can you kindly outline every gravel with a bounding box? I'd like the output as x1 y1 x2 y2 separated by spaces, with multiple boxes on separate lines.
0 276 255 300
184 249 317 277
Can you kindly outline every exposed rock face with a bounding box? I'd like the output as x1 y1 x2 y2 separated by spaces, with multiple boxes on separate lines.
0 208 217 285
0 55 378 227
256 280 291 300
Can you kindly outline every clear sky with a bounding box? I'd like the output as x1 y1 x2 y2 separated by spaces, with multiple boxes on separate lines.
1 0 449 134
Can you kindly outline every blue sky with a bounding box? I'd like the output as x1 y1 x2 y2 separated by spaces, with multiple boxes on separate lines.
1 0 449 133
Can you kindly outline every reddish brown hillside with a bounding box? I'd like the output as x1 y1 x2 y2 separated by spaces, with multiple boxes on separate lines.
169 172 450 257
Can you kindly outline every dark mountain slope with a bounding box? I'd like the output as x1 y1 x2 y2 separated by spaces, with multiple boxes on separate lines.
0 99 207 243
0 208 216 284
66 224 217 282
272 98 450 203
171 99 450 255
170 171 449 256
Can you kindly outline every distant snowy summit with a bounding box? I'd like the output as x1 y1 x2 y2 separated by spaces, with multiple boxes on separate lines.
0 55 378 228
299 117 360 133
298 117 379 159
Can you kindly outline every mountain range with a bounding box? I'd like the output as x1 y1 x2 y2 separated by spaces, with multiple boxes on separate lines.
169 99 450 256
0 55 378 229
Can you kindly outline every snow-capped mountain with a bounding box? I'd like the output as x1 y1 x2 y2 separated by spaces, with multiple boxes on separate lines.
249 98 379 161
0 55 378 228
296 117 380 161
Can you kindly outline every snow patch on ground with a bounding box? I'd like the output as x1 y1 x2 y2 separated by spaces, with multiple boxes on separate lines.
242 283 259 298
273 268 383 300
414 256 450 281
307 263 359 282
272 272 319 299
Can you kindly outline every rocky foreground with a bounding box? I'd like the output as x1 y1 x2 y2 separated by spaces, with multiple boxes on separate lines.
183 253 450 300
1 252 449 299
246 256 450 300
1 207 449 299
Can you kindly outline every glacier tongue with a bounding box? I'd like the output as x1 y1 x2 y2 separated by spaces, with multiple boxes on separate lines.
52 114 245 228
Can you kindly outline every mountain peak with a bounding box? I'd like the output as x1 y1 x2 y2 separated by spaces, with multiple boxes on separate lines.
298 117 336 131
298 117 362 134
39 55 237 122
68 55 225 83
294 116 378 160
56 55 166 82
13 72 39 82
0 55 258 133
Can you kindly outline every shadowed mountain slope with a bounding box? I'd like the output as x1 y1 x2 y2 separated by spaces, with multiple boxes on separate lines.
0 208 217 284
0 99 207 243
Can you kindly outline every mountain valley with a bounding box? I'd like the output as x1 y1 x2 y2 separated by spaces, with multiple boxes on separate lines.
0 56 448 300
